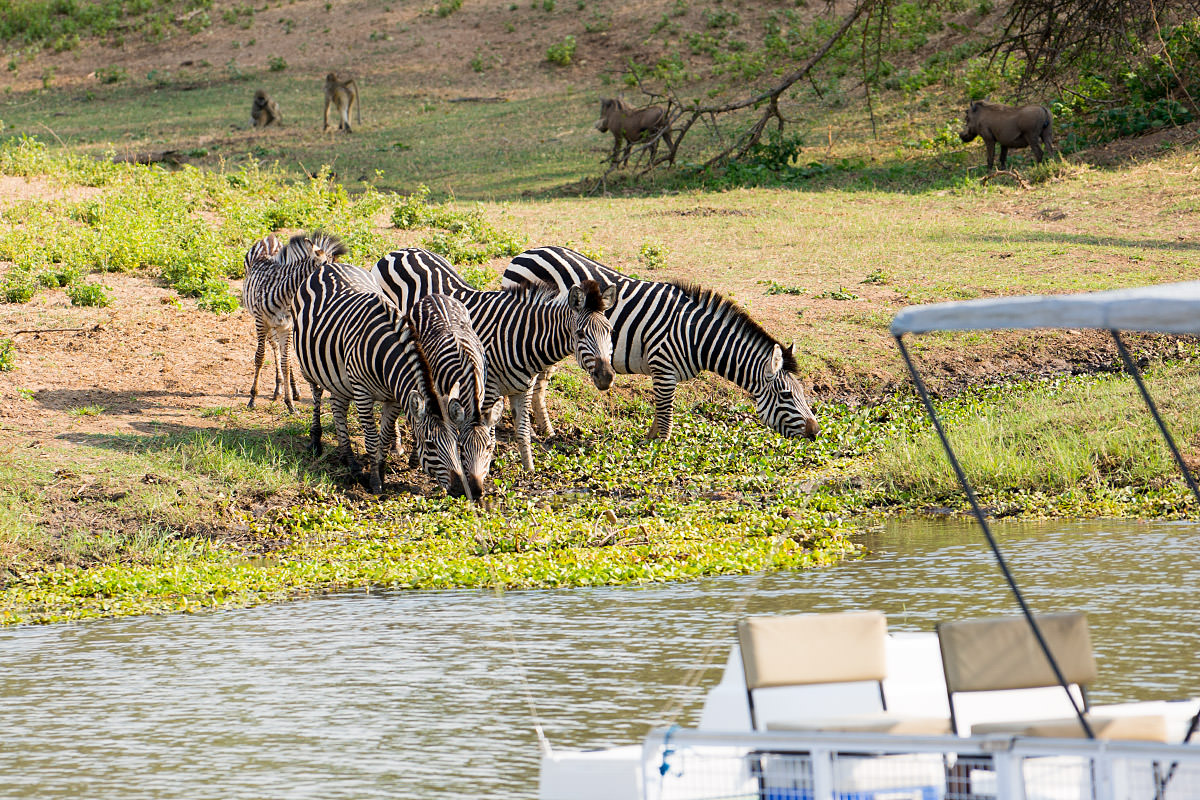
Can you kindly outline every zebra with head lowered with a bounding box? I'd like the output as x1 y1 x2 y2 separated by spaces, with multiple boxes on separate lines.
242 231 343 411
291 254 474 496
405 293 504 499
372 248 617 471
502 246 819 441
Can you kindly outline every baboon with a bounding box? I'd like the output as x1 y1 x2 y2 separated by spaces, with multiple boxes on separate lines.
250 89 281 128
323 72 361 133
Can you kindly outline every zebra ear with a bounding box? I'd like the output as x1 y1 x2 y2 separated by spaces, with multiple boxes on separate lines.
600 284 618 310
486 399 504 427
447 381 462 402
406 391 426 421
766 344 784 379
568 285 584 311
447 398 466 426
786 341 796 358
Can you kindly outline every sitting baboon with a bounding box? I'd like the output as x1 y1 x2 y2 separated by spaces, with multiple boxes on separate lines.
595 97 673 167
323 72 361 133
250 89 281 128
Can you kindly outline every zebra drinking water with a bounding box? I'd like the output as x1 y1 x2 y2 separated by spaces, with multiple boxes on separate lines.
502 246 819 441
372 248 617 471
405 293 504 500
290 259 470 496
242 231 344 412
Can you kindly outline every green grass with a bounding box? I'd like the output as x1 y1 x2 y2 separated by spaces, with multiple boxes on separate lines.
5 361 1200 624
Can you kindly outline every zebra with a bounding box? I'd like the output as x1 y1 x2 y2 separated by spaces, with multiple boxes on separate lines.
242 231 345 412
290 258 471 496
405 293 504 499
502 246 820 441
372 247 617 471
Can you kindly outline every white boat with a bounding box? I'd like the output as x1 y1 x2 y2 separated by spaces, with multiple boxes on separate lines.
537 283 1200 800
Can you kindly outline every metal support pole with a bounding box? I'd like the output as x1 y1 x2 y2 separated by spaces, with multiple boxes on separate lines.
894 333 1095 739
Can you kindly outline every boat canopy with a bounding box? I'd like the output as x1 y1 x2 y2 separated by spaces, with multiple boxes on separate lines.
890 281 1200 336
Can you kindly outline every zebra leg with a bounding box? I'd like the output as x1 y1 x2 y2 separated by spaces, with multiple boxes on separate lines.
330 395 361 475
270 340 284 402
530 365 557 438
275 332 296 413
355 393 383 494
248 321 269 409
648 372 678 439
379 401 404 466
308 382 324 456
512 390 536 471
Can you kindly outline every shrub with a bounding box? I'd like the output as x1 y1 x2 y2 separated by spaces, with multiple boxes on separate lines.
267 55 287 72
437 0 463 16
95 66 126 84
546 35 576 66
66 282 111 307
638 242 670 270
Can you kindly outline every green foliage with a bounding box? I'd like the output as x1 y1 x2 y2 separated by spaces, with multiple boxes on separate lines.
460 264 497 289
816 287 858 300
0 0 212 49
0 138 392 311
94 65 126 84
267 55 286 72
758 279 805 296
70 405 104 417
66 281 110 307
862 269 888 285
0 337 14 372
436 0 462 17
638 242 670 270
546 34 576 66
391 185 528 266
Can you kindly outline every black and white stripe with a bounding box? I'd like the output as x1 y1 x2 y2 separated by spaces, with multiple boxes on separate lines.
290 258 466 495
502 246 819 441
372 248 616 470
406 293 503 500
242 231 345 412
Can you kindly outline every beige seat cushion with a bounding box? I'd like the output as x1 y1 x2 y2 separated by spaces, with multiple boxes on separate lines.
768 715 954 736
971 714 1168 742
738 611 887 690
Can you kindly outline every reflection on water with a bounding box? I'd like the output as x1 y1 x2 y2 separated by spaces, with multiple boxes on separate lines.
0 519 1196 799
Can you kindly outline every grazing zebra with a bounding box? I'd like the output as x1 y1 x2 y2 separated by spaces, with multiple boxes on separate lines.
406 293 504 499
242 231 345 412
372 248 617 471
502 246 819 441
290 259 469 496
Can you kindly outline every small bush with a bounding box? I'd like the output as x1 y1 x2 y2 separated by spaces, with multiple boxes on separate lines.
638 242 670 270
267 55 287 72
546 35 576 66
437 0 463 17
95 66 126 84
0 338 14 372
66 282 111 307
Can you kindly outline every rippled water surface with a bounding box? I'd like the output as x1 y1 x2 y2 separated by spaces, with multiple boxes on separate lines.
1 518 1197 799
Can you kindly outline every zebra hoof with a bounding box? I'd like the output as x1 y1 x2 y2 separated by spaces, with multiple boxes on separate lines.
284 399 296 414
368 472 382 495
247 397 256 410
307 440 323 457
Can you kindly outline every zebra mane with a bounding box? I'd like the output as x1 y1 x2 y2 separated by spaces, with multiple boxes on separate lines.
576 279 607 313
498 279 560 305
403 317 443 421
666 280 799 374
279 231 349 265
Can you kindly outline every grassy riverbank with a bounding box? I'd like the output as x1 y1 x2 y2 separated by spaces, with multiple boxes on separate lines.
2 41 1200 622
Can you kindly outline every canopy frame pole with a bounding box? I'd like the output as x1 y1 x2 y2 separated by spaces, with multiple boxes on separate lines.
893 333 1095 739
1110 331 1200 509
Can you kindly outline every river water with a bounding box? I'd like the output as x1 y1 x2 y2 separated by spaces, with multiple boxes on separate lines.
1 518 1196 799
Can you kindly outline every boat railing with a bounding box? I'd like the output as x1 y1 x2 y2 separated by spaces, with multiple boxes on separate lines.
643 726 1200 800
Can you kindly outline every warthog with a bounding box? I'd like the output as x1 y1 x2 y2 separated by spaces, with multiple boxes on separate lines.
959 100 1054 170
595 97 673 167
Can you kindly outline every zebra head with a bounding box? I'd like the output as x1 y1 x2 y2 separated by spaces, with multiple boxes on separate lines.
277 231 348 267
567 280 618 390
439 382 503 502
456 396 505 503
243 233 282 272
405 391 467 496
753 342 819 440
